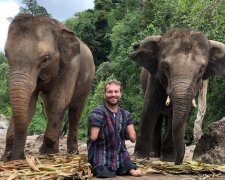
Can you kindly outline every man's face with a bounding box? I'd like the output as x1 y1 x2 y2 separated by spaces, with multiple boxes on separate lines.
104 83 122 106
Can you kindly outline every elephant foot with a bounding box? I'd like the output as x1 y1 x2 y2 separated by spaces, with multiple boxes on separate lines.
1 151 25 162
67 144 79 154
175 156 184 165
1 144 14 162
40 136 59 154
0 152 10 162
160 147 175 162
39 144 59 154
175 151 185 164
149 151 160 157
67 140 78 154
134 144 152 158
68 149 79 155
133 150 159 159
160 153 175 162
133 150 149 158
132 151 148 159
174 144 185 165
135 139 160 158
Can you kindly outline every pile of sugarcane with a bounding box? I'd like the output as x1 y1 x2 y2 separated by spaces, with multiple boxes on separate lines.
1 154 225 179
137 159 225 175
0 154 92 179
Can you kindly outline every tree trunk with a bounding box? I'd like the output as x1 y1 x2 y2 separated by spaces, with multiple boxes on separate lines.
194 79 208 144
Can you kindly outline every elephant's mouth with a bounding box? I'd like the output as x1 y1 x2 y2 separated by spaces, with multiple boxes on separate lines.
165 96 196 108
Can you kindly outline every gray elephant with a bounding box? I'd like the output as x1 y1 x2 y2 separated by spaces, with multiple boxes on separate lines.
130 28 225 165
1 14 95 161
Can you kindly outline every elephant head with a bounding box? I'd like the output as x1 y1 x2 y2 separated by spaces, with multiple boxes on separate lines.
2 14 84 161
130 28 225 164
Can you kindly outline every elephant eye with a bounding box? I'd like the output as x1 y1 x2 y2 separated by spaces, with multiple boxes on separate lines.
40 55 51 68
199 65 205 74
42 55 51 62
163 63 170 73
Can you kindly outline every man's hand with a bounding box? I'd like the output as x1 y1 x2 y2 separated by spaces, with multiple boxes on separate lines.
126 124 136 143
90 127 100 141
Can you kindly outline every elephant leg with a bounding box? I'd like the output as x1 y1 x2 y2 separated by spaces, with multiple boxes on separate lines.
151 114 163 157
38 59 82 154
135 113 162 157
160 109 175 162
0 120 14 161
66 105 84 154
66 83 91 154
1 93 38 162
39 108 65 154
134 114 151 158
135 79 166 158
135 99 164 158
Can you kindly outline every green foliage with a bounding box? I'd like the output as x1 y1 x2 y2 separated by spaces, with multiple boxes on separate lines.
204 77 225 130
65 4 112 66
79 81 105 140
151 0 179 32
95 61 115 81
28 98 46 135
68 0 225 141
0 53 7 64
94 0 113 11
19 0 51 17
0 53 10 117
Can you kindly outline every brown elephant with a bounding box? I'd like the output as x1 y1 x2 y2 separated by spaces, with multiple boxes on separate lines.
130 28 225 165
1 14 95 161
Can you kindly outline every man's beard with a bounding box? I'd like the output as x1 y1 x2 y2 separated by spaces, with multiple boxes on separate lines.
105 97 120 106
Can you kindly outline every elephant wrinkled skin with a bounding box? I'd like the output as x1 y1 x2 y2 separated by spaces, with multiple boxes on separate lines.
130 28 225 165
1 14 95 162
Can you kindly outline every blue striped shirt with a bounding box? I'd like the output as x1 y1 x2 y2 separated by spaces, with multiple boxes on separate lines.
87 104 134 170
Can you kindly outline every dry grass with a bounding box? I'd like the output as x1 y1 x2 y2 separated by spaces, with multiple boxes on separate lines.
136 158 225 176
0 154 92 180
1 153 225 180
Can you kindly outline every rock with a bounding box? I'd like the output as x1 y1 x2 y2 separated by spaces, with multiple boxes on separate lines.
0 114 8 137
192 117 225 164
0 114 8 129
35 133 44 141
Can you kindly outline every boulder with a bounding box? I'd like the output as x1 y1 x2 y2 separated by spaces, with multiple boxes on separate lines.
192 117 225 164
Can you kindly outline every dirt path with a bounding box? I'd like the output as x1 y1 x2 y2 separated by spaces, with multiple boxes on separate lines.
0 129 225 179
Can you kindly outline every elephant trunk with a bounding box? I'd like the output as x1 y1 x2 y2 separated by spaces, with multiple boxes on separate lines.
170 77 194 165
9 68 36 156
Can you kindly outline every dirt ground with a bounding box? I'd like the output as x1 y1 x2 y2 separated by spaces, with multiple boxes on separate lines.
0 128 225 179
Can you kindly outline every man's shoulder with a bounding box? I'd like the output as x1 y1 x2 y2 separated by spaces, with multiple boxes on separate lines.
93 104 104 110
90 105 105 114
119 107 130 115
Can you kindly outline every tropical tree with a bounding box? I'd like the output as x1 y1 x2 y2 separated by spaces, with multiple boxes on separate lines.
19 0 51 17
1 0 225 140
0 53 10 116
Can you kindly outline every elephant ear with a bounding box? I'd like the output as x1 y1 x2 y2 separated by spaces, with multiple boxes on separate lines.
129 36 161 75
203 40 225 79
60 29 80 68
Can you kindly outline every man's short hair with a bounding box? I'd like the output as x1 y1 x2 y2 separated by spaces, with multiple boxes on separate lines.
104 79 122 92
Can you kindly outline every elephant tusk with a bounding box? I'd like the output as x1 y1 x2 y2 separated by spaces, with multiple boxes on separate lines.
166 96 171 106
192 99 197 108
